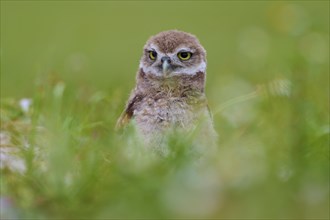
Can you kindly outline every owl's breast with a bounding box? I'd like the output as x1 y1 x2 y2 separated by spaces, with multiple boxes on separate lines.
133 95 207 136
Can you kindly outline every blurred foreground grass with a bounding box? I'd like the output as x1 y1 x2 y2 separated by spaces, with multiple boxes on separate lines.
1 76 328 219
0 75 328 219
1 1 329 219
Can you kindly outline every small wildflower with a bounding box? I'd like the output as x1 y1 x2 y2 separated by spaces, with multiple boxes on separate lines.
19 98 32 113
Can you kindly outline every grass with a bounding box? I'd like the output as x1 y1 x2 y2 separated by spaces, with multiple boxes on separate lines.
1 1 329 219
1 72 328 219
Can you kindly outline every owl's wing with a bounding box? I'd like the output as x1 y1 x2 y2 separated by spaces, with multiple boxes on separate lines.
115 91 143 130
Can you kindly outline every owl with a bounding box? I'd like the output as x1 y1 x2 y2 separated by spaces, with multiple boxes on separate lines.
116 30 217 155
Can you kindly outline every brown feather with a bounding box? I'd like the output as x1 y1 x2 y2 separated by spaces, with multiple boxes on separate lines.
115 92 143 130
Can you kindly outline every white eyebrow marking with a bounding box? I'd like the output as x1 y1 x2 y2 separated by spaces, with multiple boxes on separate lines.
175 47 196 53
149 43 159 51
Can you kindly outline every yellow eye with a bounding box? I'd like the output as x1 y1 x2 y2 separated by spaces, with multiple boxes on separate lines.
178 52 192 61
149 51 157 60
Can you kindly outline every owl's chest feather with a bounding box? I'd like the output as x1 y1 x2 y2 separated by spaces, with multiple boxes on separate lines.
132 71 208 134
133 92 207 131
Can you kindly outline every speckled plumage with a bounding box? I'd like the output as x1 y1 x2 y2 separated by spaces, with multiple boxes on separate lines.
117 30 217 153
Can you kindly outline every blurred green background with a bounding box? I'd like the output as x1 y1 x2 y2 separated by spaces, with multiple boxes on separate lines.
1 1 329 219
2 1 328 98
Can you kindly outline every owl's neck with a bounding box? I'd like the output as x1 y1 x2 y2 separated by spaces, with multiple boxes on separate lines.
136 68 205 98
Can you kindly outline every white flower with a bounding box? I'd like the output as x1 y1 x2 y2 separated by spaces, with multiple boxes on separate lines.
19 98 32 113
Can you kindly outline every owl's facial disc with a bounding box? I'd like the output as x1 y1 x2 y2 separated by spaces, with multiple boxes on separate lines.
140 42 206 77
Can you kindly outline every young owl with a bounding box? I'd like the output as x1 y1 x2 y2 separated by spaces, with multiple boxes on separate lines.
117 30 217 154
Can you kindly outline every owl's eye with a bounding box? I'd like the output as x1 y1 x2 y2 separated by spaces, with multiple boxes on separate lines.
149 51 157 60
178 52 192 61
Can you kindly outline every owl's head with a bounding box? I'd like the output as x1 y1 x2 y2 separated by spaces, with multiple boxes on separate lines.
139 30 206 77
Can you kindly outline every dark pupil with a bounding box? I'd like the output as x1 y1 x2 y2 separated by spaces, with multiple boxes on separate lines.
151 51 157 58
180 52 188 58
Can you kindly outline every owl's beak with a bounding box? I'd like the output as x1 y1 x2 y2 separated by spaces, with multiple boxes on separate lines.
161 56 171 75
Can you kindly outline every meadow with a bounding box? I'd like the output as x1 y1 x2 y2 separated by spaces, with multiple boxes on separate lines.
1 1 329 219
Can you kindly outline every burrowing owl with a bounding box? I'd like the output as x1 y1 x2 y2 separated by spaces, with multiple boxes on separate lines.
117 30 217 154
